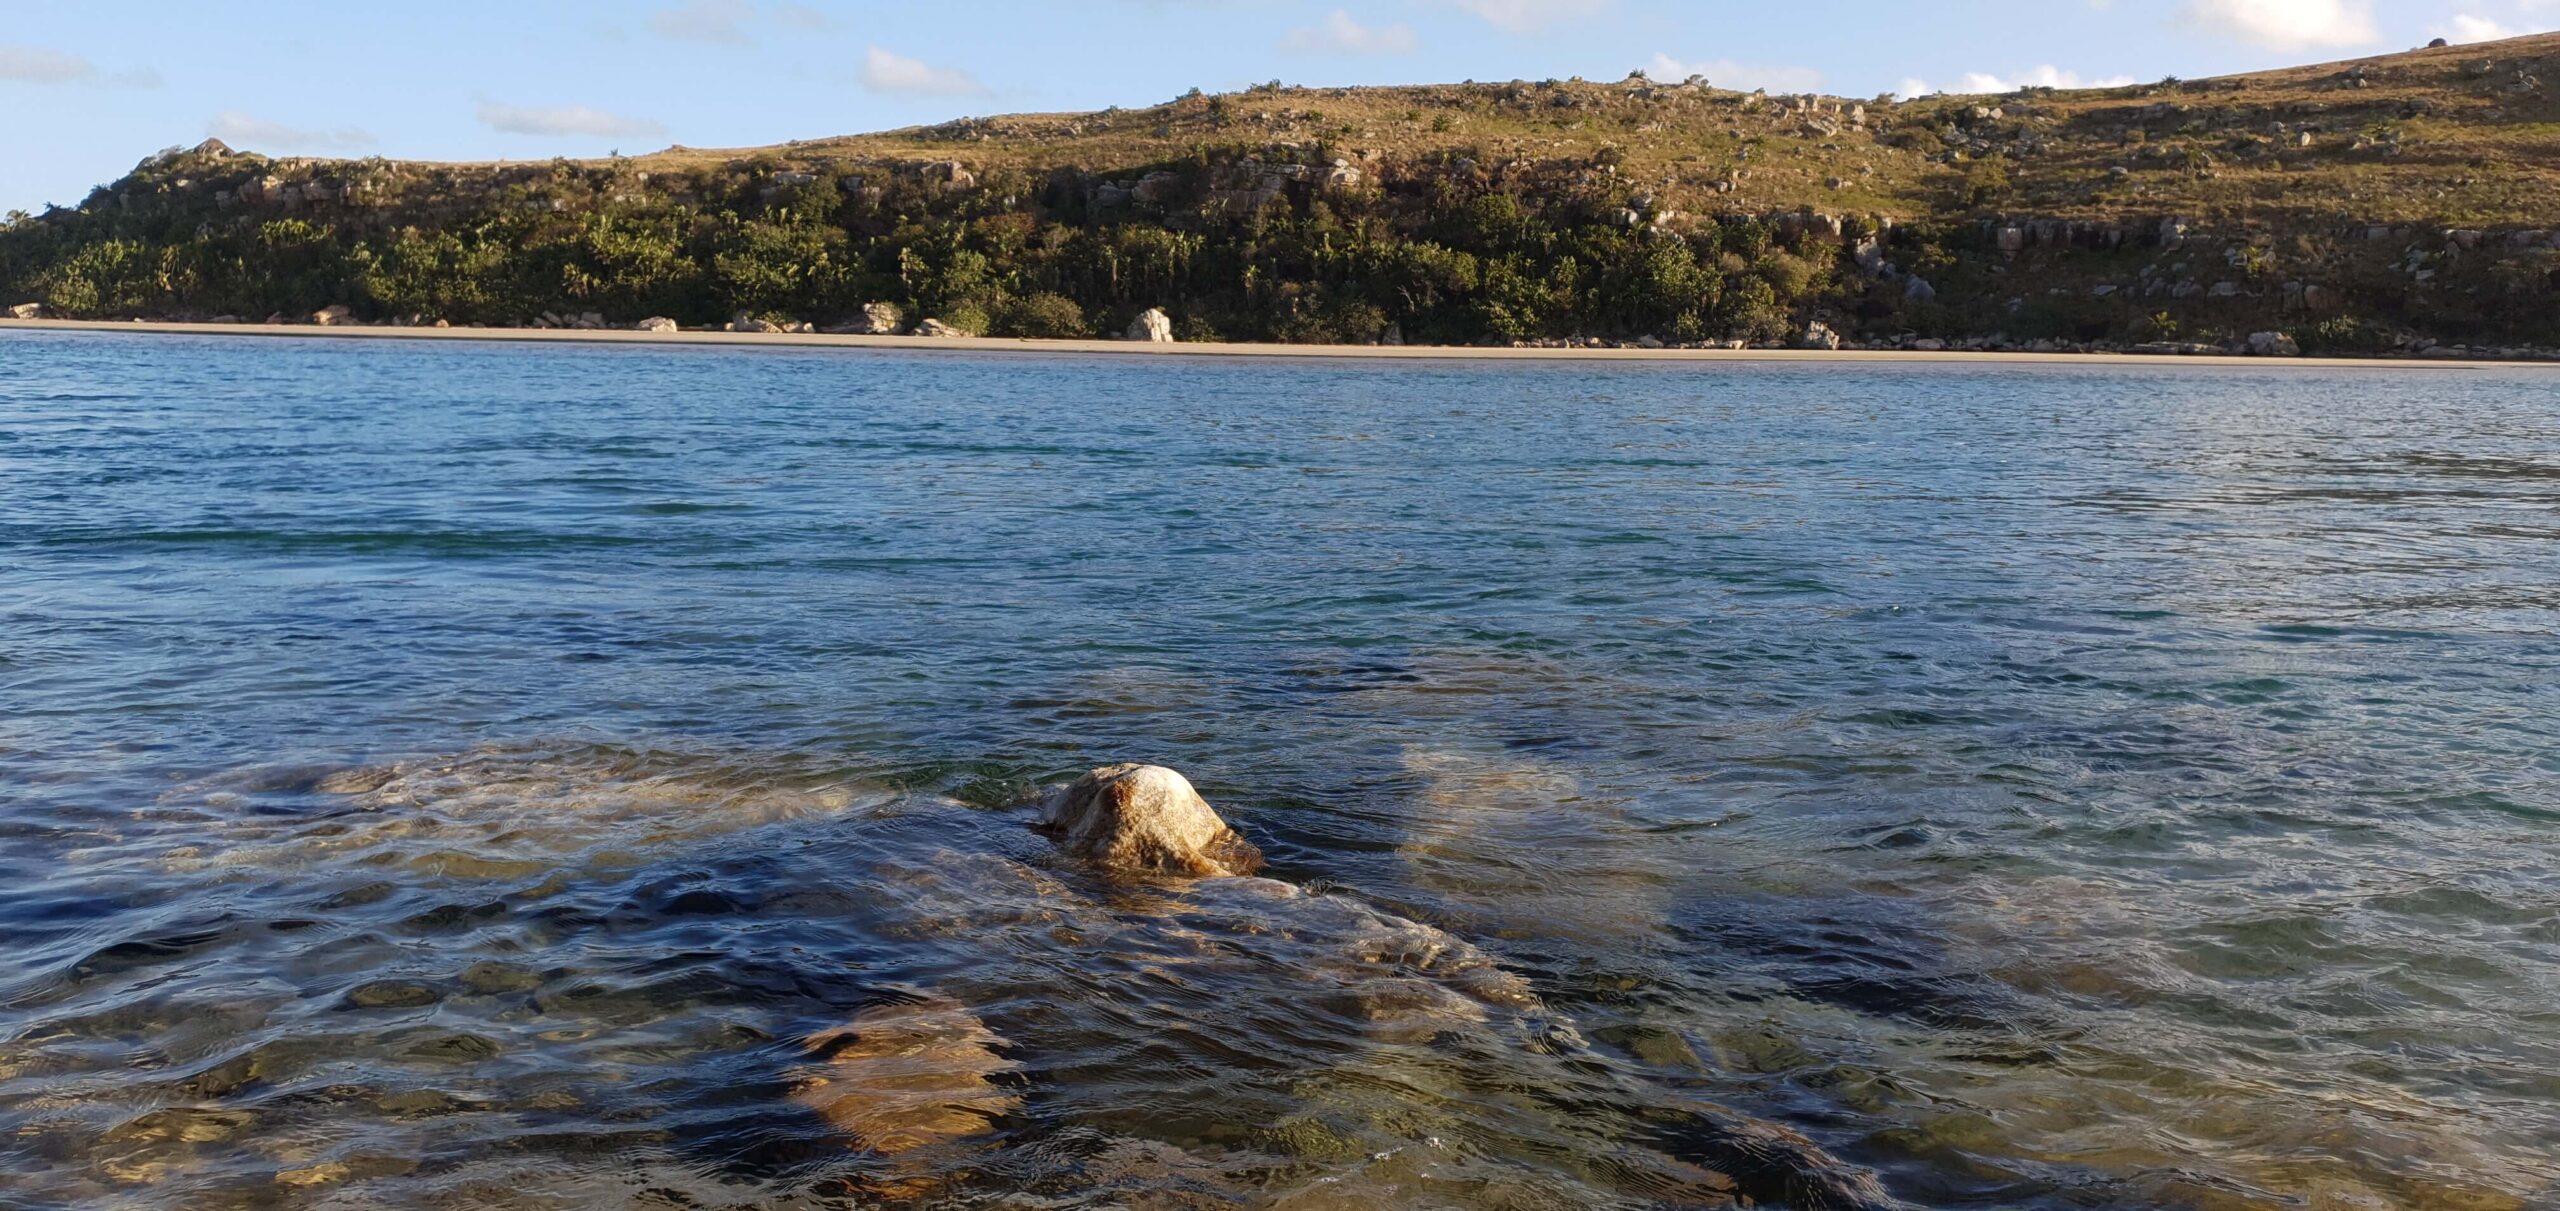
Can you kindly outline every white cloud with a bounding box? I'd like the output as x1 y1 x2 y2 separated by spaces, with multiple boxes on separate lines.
476 102 668 139
1285 10 1420 54
1442 0 1612 34
1644 53 1822 94
648 0 755 45
2434 13 2521 41
1900 65 2139 96
0 44 97 84
207 111 376 153
771 2 829 29
860 45 988 96
0 44 154 88
2175 0 2379 51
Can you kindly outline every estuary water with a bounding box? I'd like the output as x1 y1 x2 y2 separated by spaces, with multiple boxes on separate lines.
2 331 2556 1210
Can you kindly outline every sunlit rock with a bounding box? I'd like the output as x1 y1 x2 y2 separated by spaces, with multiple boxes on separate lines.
1038 763 1264 877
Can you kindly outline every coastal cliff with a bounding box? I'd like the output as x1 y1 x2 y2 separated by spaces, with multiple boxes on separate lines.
6 33 2559 357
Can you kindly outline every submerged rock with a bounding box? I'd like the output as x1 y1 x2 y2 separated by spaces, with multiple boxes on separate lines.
1038 764 1264 877
185 745 890 879
182 747 1898 1208
792 991 1019 1154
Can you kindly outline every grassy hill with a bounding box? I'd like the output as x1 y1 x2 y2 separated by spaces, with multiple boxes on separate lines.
7 33 2560 355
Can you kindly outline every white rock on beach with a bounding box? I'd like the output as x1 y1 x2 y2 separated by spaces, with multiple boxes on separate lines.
311 305 353 326
914 318 968 338
824 302 903 335
1039 764 1264 877
2247 330 2301 357
5 303 42 320
634 317 678 333
1126 308 1175 343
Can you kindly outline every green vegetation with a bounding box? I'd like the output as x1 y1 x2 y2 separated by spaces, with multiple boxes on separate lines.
7 33 2560 353
0 147 1865 345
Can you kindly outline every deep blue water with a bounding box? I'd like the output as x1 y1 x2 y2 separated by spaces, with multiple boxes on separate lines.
2 330 2557 1209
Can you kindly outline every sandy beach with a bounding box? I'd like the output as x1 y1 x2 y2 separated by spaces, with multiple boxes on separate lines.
4 317 2546 370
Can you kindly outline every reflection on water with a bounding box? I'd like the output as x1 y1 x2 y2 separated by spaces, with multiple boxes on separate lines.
1 333 2557 1208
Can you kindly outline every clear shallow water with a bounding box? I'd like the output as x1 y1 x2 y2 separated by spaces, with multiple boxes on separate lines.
2 331 2558 1210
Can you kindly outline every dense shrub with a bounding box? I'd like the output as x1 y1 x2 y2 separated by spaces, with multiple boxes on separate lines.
2296 315 2395 354
0 148 1893 345
997 292 1091 338
935 301 992 336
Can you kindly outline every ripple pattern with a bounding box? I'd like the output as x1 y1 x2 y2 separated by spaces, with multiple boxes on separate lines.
2 332 2557 1208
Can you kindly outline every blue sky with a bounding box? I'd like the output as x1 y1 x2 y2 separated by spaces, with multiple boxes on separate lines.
3 1 2546 213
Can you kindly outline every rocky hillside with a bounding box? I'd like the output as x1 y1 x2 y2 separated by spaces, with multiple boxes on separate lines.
6 33 2559 356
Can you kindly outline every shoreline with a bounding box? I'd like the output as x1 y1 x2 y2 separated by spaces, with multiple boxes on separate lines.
4 317 2549 370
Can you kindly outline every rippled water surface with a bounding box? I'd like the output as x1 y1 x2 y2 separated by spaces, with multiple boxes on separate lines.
3 331 2558 1210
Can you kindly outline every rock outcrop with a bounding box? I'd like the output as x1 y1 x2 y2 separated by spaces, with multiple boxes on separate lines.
311 305 352 326
914 318 969 338
634 316 679 333
1038 764 1264 877
4 303 41 320
1126 308 1175 343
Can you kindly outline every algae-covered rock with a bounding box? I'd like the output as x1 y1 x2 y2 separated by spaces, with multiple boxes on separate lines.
342 980 442 1009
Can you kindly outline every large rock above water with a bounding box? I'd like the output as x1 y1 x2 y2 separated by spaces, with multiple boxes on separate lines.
1039 764 1264 877
1126 308 1175 343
